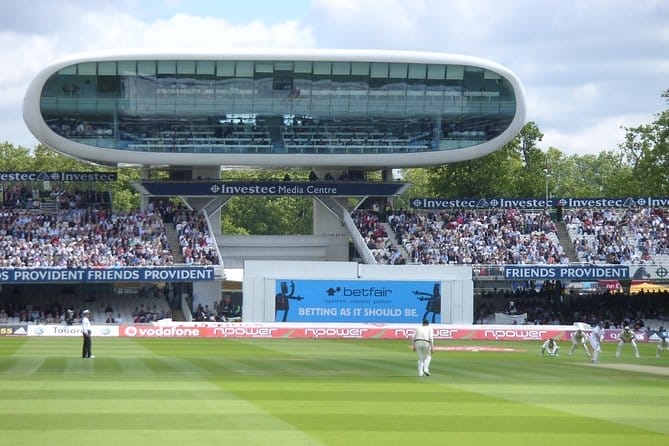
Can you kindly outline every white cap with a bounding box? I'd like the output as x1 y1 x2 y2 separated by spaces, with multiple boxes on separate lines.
82 309 90 314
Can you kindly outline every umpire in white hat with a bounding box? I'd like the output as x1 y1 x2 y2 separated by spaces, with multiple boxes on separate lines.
81 310 94 358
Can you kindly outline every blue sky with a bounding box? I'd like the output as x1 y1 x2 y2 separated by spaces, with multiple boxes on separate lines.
2 0 668 156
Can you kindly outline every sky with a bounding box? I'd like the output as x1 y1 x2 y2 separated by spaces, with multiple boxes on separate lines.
1 0 668 156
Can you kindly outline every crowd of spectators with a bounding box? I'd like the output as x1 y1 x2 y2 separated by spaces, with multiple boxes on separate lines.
565 207 669 264
352 210 407 264
0 193 220 268
173 210 219 265
385 208 566 265
475 286 669 329
356 206 668 266
191 297 241 322
1 282 173 325
0 208 173 267
3 185 110 211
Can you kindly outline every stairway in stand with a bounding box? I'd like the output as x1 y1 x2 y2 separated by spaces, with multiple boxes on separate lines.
380 221 410 262
163 223 184 263
555 220 579 262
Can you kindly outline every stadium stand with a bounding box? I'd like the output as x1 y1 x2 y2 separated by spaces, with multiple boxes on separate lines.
353 206 669 266
0 188 219 323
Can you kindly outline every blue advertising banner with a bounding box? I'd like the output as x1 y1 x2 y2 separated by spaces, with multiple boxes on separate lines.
0 267 216 283
410 196 669 209
141 181 409 197
274 279 442 323
504 265 629 280
0 171 117 182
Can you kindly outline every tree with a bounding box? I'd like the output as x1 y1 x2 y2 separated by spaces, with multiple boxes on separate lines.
517 121 544 170
618 88 669 195
548 149 633 197
0 142 33 170
219 169 312 235
420 122 547 198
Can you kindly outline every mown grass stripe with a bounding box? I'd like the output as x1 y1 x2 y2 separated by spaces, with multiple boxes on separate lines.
0 337 666 446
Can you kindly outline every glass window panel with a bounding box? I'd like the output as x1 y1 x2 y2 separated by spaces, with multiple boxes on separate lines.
408 64 426 79
274 62 293 71
78 62 96 75
427 64 445 80
177 60 196 74
294 61 312 73
118 61 136 75
138 61 156 75
351 62 369 76
58 65 77 75
313 61 331 75
216 61 235 76
197 61 215 75
98 62 116 75
236 61 254 77
371 62 389 78
157 60 176 74
255 62 273 73
446 65 464 80
484 69 501 79
389 63 407 78
332 62 350 75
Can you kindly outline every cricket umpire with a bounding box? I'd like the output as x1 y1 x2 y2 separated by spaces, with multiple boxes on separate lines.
81 309 94 358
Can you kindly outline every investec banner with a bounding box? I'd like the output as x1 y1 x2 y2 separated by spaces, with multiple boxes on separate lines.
273 279 441 323
0 266 216 283
504 265 629 280
0 171 117 181
141 181 408 197
411 196 669 209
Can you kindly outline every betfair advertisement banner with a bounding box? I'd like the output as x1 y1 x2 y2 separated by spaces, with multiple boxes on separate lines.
273 279 443 323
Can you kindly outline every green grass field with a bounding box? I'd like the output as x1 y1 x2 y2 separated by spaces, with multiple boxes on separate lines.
1 337 667 446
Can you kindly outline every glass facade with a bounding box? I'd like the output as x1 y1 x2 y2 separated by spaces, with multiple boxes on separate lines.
39 59 517 156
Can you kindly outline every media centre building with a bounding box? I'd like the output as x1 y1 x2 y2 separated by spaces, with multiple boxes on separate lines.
23 48 526 268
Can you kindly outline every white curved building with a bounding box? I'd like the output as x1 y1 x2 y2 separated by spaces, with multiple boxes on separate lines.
23 49 526 169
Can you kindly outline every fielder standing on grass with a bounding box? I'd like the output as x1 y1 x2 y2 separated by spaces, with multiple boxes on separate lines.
412 319 434 377
615 325 639 359
81 309 94 359
568 328 591 358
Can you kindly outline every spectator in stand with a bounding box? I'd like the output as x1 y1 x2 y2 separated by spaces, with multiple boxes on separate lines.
104 303 114 323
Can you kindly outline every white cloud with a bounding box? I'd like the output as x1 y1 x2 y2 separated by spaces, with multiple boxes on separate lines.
1 0 667 156
542 113 654 155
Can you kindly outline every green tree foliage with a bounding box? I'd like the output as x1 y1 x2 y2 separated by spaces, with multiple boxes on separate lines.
0 142 33 170
222 196 312 235
419 121 546 198
618 88 669 195
550 150 633 197
219 169 312 235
